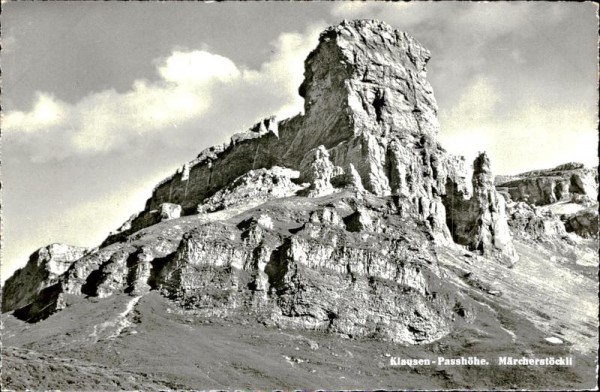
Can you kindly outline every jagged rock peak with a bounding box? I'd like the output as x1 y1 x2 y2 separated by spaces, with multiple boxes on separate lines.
470 152 518 264
298 19 440 140
319 19 430 70
444 152 519 265
473 151 494 187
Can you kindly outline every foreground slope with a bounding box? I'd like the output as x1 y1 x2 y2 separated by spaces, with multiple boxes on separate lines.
3 192 597 389
3 224 597 389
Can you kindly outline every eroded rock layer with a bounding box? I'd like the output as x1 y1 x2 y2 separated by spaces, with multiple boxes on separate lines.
2 244 88 313
496 162 598 242
496 162 598 205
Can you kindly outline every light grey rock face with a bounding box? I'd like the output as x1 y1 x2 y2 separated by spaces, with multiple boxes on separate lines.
506 202 567 240
159 203 182 221
49 195 458 342
496 163 598 205
496 162 598 240
197 166 304 213
90 246 157 298
60 238 179 299
469 154 518 263
2 244 88 312
445 153 518 265
152 195 471 344
103 204 182 246
111 19 474 248
94 250 130 299
298 146 344 197
297 19 439 146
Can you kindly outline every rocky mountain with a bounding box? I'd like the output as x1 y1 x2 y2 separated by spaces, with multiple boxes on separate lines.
2 20 598 390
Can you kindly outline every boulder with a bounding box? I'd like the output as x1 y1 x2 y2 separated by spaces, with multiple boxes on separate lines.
159 203 182 221
564 207 599 238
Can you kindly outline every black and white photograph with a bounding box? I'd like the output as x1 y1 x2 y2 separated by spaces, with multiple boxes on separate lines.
1 2 598 390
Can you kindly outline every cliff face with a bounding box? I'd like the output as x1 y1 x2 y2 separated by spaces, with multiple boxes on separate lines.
496 162 598 206
2 244 88 313
105 20 511 258
496 163 598 241
116 19 452 231
444 153 517 264
4 20 517 343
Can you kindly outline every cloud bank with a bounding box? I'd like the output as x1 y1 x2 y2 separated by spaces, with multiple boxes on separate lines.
3 24 324 162
439 77 598 174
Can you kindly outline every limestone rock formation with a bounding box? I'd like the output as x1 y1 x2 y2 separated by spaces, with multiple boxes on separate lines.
298 146 344 197
105 19 509 255
159 203 182 221
154 194 471 343
2 244 88 313
444 153 518 264
505 202 567 240
496 162 598 241
197 166 304 214
496 162 598 205
3 19 515 343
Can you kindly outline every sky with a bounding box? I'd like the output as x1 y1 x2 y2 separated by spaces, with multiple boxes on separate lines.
1 2 598 283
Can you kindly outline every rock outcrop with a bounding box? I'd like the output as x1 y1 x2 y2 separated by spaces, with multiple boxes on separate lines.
3 20 515 343
197 166 305 213
444 153 518 264
496 162 598 205
505 202 567 240
564 207 599 238
496 162 598 241
105 20 510 256
2 244 88 313
151 194 472 343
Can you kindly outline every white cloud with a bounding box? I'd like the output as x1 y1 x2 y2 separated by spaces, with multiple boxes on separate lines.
3 50 239 159
439 77 599 174
3 92 68 133
3 24 324 162
157 50 241 84
244 24 324 119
